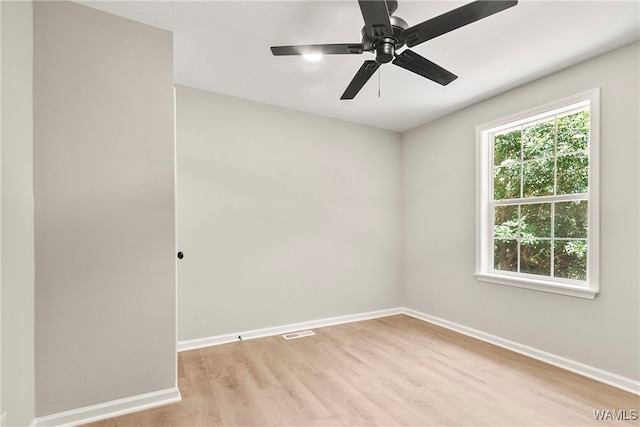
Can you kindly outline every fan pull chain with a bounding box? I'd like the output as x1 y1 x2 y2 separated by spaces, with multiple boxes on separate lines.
378 68 381 98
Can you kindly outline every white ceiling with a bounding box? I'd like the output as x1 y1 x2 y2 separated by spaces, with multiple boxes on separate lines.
78 0 639 132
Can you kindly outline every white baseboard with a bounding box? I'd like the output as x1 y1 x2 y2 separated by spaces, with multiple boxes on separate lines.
28 306 636 426
178 306 639 395
402 307 640 396
31 387 181 427
177 307 403 352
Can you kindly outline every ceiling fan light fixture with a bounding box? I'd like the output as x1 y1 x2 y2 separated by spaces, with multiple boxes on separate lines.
303 53 323 62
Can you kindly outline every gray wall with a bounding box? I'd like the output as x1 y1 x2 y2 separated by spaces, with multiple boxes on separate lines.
402 41 639 381
176 86 402 341
33 1 176 416
1 2 35 425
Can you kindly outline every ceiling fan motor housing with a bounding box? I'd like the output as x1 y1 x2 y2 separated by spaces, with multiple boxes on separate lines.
361 14 408 63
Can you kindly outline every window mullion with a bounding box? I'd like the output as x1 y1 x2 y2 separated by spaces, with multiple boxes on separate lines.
517 125 523 273
551 115 558 277
551 201 555 277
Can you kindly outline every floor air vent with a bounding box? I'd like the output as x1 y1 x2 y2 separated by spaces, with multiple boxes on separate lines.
282 330 316 340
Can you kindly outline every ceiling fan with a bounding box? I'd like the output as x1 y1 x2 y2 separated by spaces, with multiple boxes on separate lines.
271 0 518 100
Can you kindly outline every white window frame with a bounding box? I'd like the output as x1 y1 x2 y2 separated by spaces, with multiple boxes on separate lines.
475 88 600 299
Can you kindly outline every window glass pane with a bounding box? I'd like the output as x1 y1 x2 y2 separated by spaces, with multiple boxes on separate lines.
557 153 588 194
494 163 520 200
522 120 555 160
494 239 518 272
494 129 521 166
555 200 588 238
520 240 551 276
522 159 554 197
494 205 519 239
521 203 551 239
557 110 589 154
554 240 587 280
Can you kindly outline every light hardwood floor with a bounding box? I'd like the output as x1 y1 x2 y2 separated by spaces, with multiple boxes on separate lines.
86 315 639 426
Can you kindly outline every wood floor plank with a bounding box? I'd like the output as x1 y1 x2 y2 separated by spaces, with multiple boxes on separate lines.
85 315 639 426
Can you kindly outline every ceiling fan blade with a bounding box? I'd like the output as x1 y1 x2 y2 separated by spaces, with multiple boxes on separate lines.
271 43 364 56
340 60 381 100
358 0 393 38
402 0 518 48
392 50 457 86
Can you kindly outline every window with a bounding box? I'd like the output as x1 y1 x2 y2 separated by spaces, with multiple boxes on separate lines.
476 89 599 299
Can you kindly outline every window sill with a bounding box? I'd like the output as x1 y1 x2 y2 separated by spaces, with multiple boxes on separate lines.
475 272 599 299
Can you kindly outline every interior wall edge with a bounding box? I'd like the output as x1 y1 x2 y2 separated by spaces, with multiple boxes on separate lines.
0 0 35 426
